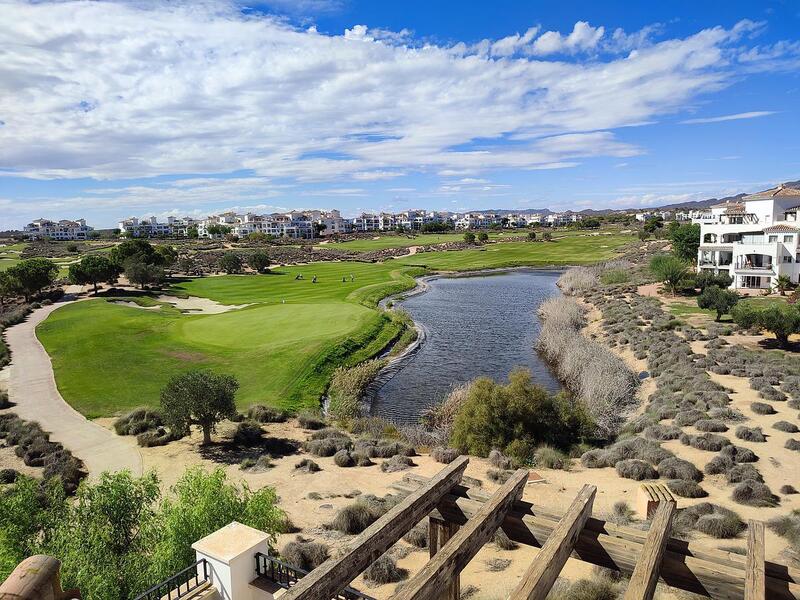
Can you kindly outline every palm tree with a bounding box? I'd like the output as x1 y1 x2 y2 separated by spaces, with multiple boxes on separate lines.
775 274 792 296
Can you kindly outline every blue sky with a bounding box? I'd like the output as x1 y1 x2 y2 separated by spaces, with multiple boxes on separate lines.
1 0 799 229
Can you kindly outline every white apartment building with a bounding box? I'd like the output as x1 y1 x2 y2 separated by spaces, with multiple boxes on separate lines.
118 215 200 238
198 211 316 239
695 184 800 290
24 218 93 241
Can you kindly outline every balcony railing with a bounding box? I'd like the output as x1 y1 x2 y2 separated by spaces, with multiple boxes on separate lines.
254 553 376 600
734 263 773 271
133 559 209 600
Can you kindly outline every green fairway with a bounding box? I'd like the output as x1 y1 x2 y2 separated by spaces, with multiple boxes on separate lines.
314 232 508 251
394 234 633 271
37 262 421 417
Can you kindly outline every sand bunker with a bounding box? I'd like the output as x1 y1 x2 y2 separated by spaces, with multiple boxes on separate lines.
156 295 253 314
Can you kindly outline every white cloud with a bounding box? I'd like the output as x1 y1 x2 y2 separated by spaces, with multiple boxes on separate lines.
0 2 795 194
680 111 777 124
531 21 605 56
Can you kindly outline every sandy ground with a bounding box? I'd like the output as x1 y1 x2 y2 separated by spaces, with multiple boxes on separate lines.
155 294 254 314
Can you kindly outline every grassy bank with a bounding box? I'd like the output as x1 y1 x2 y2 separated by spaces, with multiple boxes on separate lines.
37 262 421 417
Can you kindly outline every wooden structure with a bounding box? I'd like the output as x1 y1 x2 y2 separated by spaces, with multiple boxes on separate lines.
279 458 798 600
636 483 675 519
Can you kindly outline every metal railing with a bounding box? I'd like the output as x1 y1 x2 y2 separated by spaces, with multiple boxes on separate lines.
254 553 376 600
133 559 209 600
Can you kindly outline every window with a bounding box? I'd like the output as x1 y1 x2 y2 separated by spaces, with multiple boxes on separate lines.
784 255 793 263
769 235 778 243
785 235 794 243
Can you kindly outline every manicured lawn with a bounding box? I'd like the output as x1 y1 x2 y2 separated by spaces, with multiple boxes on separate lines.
314 232 506 251
38 262 421 417
394 234 633 271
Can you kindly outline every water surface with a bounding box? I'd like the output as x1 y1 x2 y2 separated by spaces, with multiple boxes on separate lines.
371 270 562 423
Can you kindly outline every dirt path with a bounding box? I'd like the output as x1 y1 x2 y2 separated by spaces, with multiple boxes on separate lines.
4 293 143 478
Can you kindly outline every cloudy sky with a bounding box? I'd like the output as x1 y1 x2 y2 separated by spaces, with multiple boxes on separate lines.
1 0 799 229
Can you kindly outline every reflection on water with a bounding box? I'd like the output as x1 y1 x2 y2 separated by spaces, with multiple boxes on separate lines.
371 270 562 424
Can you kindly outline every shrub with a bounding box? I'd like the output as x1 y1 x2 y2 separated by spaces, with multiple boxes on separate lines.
708 407 746 422
751 402 776 415
607 501 635 526
329 503 377 534
721 445 759 463
732 480 779 507
136 428 178 447
658 457 703 482
281 538 330 571
295 458 321 473
695 419 728 433
0 391 10 409
780 485 798 495
667 479 708 498
114 407 163 435
644 424 681 440
352 452 374 467
298 413 326 430
485 557 511 572
487 469 513 484
697 286 739 321
616 459 658 480
232 420 263 446
705 455 734 475
534 446 571 470
731 301 800 348
420 382 471 442
674 409 707 426
726 463 763 484
558 267 599 295
0 468 19 484
547 575 620 600
380 455 414 473
334 449 356 468
247 405 288 423
695 514 747 538
402 522 428 548
364 554 407 585
774 421 799 433
680 432 730 452
767 514 800 555
650 254 690 295
305 436 352 457
450 369 594 457
493 528 518 550
327 359 386 422
488 449 512 470
786 439 800 451
735 426 766 442
431 447 460 464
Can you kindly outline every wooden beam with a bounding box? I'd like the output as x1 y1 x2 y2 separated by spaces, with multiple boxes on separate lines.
622 501 676 600
429 518 460 600
393 469 529 600
282 456 469 600
391 477 800 600
746 521 765 600
509 484 596 600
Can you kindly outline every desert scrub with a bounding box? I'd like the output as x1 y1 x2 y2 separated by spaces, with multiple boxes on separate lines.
547 573 621 600
767 512 800 557
493 528 518 550
607 501 635 526
329 494 401 534
735 426 767 442
402 522 428 548
537 297 639 437
295 458 321 473
327 359 386 422
232 420 264 446
615 459 657 480
297 412 326 430
431 447 460 464
557 267 599 295
720 445 759 463
694 419 728 433
381 455 415 473
666 479 708 498
679 432 730 452
364 554 407 585
773 420 799 433
247 405 289 423
114 407 163 435
657 457 703 482
786 439 800 451
732 480 779 507
534 446 571 470
450 369 593 459
750 402 777 415
726 463 763 483
487 469 514 484
281 537 330 571
672 503 745 539
488 449 513 469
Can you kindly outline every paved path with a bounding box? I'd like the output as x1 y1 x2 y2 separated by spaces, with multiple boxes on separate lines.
5 294 143 477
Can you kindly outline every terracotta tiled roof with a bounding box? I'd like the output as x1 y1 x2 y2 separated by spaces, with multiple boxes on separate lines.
743 185 800 200
763 224 800 233
724 204 746 214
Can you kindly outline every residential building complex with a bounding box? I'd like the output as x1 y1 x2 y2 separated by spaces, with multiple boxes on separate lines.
118 215 200 238
694 184 800 290
23 218 93 241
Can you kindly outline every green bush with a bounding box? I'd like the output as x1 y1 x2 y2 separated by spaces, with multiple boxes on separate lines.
534 446 571 470
247 405 289 423
450 369 593 458
327 359 385 422
281 537 329 571
649 255 689 295
732 302 800 348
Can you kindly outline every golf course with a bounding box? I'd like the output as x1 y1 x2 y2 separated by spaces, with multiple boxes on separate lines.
35 233 634 417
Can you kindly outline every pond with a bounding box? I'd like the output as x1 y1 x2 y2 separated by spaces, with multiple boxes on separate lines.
370 269 563 424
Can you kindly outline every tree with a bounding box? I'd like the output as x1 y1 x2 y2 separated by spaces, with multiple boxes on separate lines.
5 258 59 301
206 224 231 237
638 230 650 241
695 270 732 290
247 231 267 242
543 232 552 241
527 231 536 241
219 252 243 274
643 216 664 233
697 285 739 321
68 255 119 294
312 223 327 237
186 226 199 239
649 254 689 295
160 370 238 445
110 238 159 267
0 271 19 308
670 223 701 262
124 258 165 289
477 231 489 242
154 245 178 269
249 251 270 274
463 231 476 244
775 274 792 296
732 302 800 348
